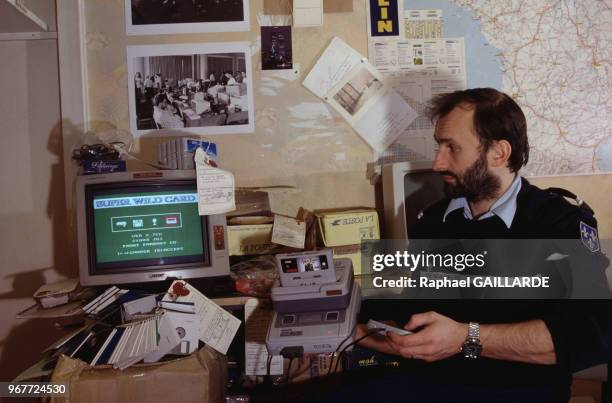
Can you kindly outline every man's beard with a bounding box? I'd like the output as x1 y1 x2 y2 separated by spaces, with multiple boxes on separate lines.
441 152 501 203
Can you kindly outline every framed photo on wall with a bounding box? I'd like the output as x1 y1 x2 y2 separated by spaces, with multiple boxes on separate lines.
127 42 254 136
125 0 250 35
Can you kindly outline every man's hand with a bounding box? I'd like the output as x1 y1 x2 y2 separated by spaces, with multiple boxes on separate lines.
386 311 467 362
355 321 401 356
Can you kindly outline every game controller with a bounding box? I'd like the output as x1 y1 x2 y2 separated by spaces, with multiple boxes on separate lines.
367 319 413 336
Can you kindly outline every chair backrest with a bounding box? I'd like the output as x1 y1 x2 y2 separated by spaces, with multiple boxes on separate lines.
175 104 184 119
217 92 230 106
226 85 240 98
152 107 162 128
207 84 220 97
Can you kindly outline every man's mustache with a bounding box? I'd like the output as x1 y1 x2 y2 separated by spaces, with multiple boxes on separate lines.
438 171 459 180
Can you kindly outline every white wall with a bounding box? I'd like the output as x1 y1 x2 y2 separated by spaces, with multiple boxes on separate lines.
0 39 72 381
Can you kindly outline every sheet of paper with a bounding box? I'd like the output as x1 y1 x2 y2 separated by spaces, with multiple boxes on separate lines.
370 37 465 74
264 0 292 15
262 63 300 81
302 37 363 98
404 9 442 39
195 148 236 216
272 214 306 249
257 13 293 27
34 278 78 297
374 128 438 163
325 62 418 152
293 0 323 27
244 299 283 375
324 0 352 13
167 280 241 355
370 38 467 163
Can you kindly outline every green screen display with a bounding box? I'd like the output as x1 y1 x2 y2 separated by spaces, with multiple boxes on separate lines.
92 190 204 264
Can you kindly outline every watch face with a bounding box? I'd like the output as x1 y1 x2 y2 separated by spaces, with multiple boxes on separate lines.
462 341 482 359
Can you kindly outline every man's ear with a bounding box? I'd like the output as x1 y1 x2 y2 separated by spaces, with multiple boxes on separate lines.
488 140 512 168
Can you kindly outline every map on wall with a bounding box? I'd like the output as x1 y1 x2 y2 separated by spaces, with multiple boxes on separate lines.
403 0 612 176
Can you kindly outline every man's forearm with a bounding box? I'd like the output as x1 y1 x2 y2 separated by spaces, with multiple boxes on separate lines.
480 319 556 364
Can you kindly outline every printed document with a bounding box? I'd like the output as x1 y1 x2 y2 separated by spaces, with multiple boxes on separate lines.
369 38 467 163
244 299 283 375
404 9 442 39
325 63 417 152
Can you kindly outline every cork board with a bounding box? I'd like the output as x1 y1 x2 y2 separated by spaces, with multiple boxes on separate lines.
82 0 373 215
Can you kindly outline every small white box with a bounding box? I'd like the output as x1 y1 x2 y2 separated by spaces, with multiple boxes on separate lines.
191 99 210 114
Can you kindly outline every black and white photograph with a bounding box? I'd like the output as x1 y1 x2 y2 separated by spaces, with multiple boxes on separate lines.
128 42 254 136
261 26 293 70
331 65 383 117
125 0 250 35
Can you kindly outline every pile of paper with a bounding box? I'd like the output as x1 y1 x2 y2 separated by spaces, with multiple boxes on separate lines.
56 280 242 370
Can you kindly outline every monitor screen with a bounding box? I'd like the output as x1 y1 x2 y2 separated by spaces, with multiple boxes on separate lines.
89 184 208 272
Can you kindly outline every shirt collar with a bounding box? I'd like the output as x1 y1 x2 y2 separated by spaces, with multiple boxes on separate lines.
442 175 522 228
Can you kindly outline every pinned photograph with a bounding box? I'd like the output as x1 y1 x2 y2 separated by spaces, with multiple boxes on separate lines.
325 62 417 152
127 42 254 136
261 26 293 70
331 65 383 117
125 0 250 35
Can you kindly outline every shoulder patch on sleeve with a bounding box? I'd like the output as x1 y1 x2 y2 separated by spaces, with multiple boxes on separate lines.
417 210 424 220
580 221 600 252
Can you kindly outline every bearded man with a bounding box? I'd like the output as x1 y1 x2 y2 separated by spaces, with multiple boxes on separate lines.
307 89 610 403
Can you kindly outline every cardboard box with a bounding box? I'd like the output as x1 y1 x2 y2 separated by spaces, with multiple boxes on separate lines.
227 224 285 256
317 209 380 247
50 346 226 403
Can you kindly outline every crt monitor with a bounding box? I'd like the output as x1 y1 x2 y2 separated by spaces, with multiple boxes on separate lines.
381 161 444 240
76 170 230 286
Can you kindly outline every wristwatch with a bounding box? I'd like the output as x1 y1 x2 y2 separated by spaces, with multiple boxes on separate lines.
461 322 482 359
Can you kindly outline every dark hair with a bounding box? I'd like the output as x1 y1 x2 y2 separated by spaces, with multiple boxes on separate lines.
427 88 529 172
154 94 168 106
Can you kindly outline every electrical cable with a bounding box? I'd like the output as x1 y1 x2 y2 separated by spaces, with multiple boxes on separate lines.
265 353 273 383
326 323 359 377
331 329 384 376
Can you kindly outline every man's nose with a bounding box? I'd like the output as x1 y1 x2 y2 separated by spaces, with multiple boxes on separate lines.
432 149 447 172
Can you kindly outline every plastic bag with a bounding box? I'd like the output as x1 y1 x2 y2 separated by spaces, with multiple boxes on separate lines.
230 256 279 297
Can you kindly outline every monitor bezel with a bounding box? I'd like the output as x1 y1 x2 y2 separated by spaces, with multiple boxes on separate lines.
76 170 230 286
381 161 436 240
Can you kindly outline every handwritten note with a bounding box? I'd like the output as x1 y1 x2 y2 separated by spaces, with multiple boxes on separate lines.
195 148 235 216
302 37 363 98
272 214 306 249
166 280 241 355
